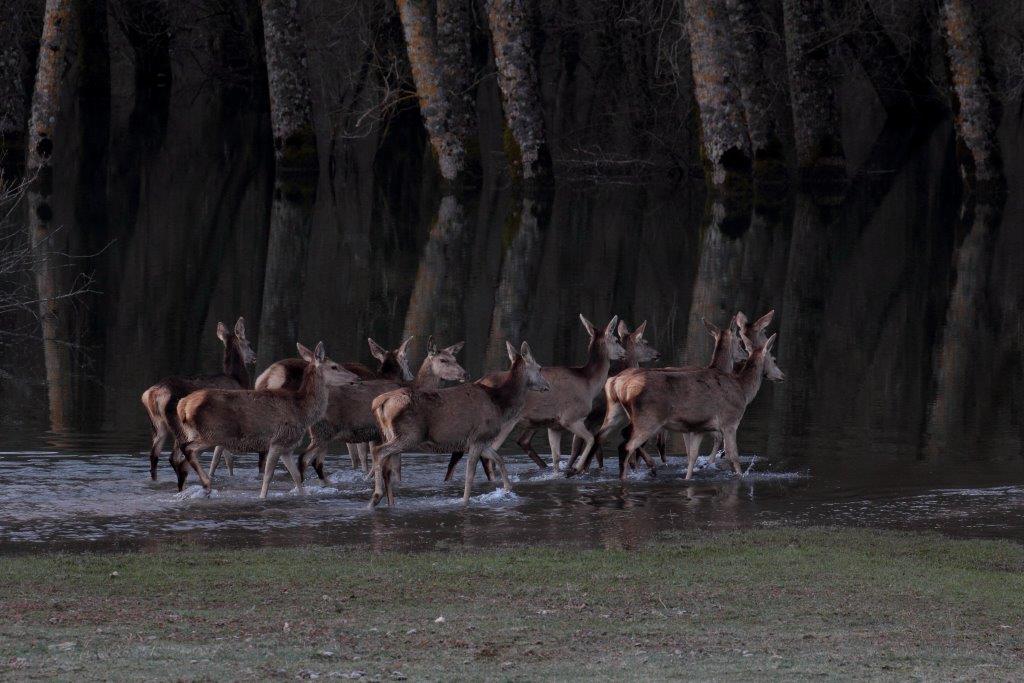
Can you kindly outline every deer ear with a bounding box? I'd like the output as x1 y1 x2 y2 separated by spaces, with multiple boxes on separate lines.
216 322 229 342
426 335 438 355
765 333 777 354
520 341 534 362
735 312 748 330
505 340 518 363
297 342 314 363
367 338 387 362
234 317 246 338
314 341 326 363
701 316 720 340
604 315 619 338
445 341 465 356
617 320 630 339
579 314 596 338
753 310 775 332
634 320 648 339
398 335 414 356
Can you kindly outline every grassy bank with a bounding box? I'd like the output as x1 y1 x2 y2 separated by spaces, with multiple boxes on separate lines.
3 528 1023 680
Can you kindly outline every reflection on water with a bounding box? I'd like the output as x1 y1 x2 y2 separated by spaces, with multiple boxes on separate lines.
1 67 1024 551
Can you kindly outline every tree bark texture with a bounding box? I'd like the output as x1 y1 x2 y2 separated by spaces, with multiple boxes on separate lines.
726 0 782 166
0 0 27 178
260 0 317 173
113 0 171 91
682 0 751 188
939 0 1002 194
781 0 845 180
436 0 480 176
486 0 551 181
396 0 467 183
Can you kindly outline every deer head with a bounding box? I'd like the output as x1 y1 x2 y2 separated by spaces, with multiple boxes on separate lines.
368 336 415 381
737 310 784 381
217 317 257 365
298 342 359 386
424 336 469 382
580 314 626 360
702 314 747 366
518 341 550 392
618 320 660 364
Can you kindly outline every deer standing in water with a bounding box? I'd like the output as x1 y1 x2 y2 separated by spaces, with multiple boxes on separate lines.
443 315 624 479
371 342 550 506
591 319 783 481
176 342 358 497
569 313 749 476
140 318 256 480
246 336 414 475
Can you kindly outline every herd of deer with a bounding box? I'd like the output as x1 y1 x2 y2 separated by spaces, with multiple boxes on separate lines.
141 311 783 507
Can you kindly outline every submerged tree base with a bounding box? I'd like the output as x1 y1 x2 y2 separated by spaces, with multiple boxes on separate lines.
3 527 1024 679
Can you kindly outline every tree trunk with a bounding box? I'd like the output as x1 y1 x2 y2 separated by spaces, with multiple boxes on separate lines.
781 0 845 184
939 0 1003 196
396 0 469 185
114 0 171 92
682 0 751 189
259 0 318 174
726 0 783 172
436 0 480 178
486 0 551 182
0 0 28 180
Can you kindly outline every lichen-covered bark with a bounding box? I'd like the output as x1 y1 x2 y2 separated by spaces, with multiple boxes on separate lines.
682 0 751 188
486 0 551 181
436 0 480 177
259 0 317 172
27 0 74 179
939 0 1003 194
725 0 781 166
0 0 27 177
396 0 466 183
781 0 845 180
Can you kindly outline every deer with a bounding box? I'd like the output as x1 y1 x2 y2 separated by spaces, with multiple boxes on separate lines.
176 342 359 497
370 341 550 507
244 336 414 475
567 313 748 476
443 315 624 480
140 317 256 481
588 318 783 481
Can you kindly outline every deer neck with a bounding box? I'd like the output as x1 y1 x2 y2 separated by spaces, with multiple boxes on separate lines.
296 365 329 423
707 333 736 373
413 360 442 390
224 340 251 388
378 356 404 382
582 336 612 386
491 362 529 419
738 353 765 405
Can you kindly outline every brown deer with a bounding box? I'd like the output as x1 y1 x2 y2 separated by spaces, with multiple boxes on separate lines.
176 342 358 497
591 321 783 481
371 341 551 507
443 315 624 479
247 336 414 474
568 314 747 476
140 318 256 481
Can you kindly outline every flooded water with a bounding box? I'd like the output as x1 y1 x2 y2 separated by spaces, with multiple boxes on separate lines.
2 65 1024 553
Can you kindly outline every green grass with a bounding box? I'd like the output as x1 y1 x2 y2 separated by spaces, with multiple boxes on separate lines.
3 528 1024 680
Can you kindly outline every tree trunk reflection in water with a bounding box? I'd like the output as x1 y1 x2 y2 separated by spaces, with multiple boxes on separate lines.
402 194 471 346
485 194 550 369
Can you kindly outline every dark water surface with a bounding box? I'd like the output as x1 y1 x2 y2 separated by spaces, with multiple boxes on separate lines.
2 77 1024 552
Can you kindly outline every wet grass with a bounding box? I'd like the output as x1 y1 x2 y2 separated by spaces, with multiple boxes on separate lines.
3 527 1024 680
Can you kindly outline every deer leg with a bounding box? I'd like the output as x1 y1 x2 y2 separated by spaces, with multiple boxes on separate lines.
370 439 409 508
184 446 212 492
635 446 657 476
358 443 370 473
301 441 329 484
463 444 484 504
346 443 359 469
444 452 463 481
170 448 188 491
656 430 668 463
483 446 512 491
547 429 562 471
259 446 283 499
708 433 724 466
723 427 743 476
516 429 547 470
563 419 595 476
149 424 167 481
574 402 627 475
281 451 304 493
683 432 703 480
258 451 267 474
225 450 234 476
622 421 661 482
208 446 224 477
